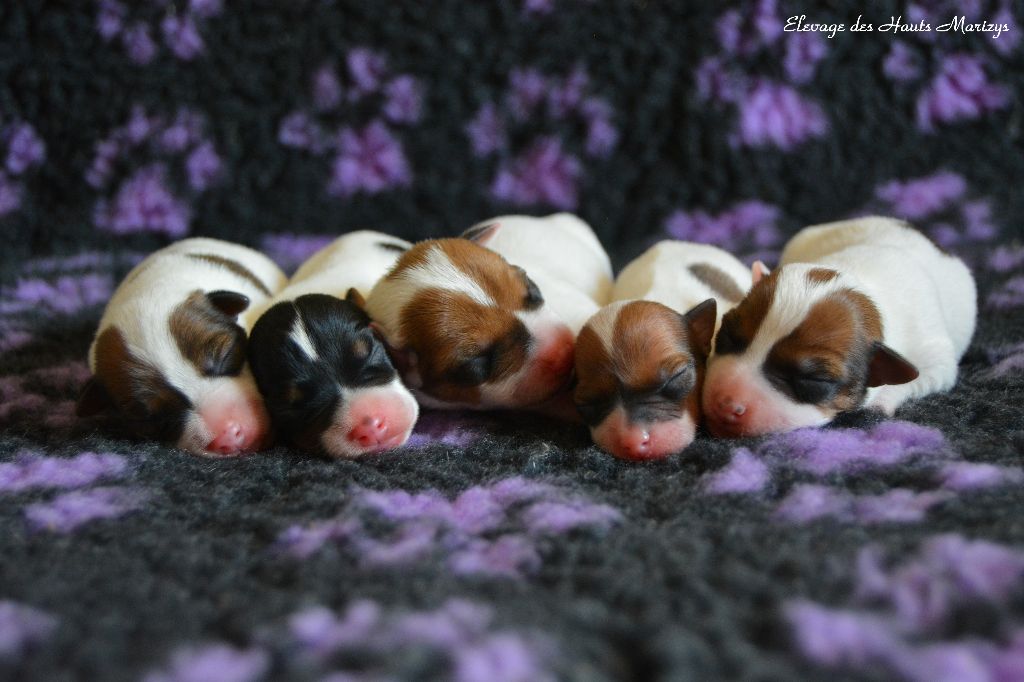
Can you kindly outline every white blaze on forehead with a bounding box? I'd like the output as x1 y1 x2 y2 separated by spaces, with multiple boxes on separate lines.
398 245 495 307
743 265 850 364
580 301 631 357
288 313 318 361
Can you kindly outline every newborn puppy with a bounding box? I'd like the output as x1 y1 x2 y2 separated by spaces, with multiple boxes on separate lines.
77 238 288 456
461 213 613 334
703 216 977 437
574 241 752 460
247 231 419 458
364 218 600 409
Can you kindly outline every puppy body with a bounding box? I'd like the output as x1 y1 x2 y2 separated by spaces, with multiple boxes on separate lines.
575 241 751 460
78 238 288 456
365 229 579 410
703 217 977 437
465 213 613 334
247 231 419 458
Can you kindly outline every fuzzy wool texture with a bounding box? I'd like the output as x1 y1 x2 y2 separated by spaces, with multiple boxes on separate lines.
2 1 1024 681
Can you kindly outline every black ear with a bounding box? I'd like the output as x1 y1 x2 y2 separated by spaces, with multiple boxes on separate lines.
76 377 114 417
460 222 501 245
206 290 250 317
866 343 919 387
682 298 718 359
345 287 367 309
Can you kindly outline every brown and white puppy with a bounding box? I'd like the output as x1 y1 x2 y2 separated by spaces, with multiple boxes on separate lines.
703 217 977 437
364 229 583 410
574 241 752 460
247 231 419 459
77 238 287 456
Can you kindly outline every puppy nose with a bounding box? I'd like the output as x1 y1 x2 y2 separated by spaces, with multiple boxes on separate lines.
206 421 248 456
617 429 651 459
715 396 747 422
347 416 389 448
540 335 574 376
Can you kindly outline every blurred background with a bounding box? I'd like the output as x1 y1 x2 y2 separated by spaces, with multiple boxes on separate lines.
2 0 1021 274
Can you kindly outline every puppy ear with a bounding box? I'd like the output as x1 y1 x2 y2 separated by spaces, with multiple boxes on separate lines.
751 261 770 285
866 343 919 387
206 290 250 317
369 322 422 388
76 377 113 417
460 222 502 246
345 288 366 309
682 298 717 359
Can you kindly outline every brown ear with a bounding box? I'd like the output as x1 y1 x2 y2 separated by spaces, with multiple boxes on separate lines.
76 377 114 417
866 343 919 387
345 288 366 309
206 290 250 317
682 298 717 359
460 222 501 246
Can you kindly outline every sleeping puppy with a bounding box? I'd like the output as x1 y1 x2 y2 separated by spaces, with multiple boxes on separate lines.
77 238 287 456
574 241 752 460
247 231 419 458
703 216 977 437
364 215 608 409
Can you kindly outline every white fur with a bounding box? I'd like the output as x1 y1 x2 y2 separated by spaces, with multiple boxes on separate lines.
89 238 287 453
251 230 411 320
706 216 977 432
320 377 420 459
468 213 614 334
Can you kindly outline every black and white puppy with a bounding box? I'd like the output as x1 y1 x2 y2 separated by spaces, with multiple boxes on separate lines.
247 231 419 458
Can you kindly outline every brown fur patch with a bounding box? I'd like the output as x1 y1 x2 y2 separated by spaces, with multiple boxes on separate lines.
186 253 272 296
92 326 191 440
688 263 744 302
398 288 529 404
806 268 839 284
766 288 883 410
169 291 247 377
714 269 780 354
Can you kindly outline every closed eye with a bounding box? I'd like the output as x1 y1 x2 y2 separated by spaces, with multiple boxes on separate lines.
451 347 496 386
658 365 696 401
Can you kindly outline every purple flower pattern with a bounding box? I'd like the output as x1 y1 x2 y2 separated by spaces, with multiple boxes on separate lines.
703 422 1023 525
787 535 1024 681
276 476 620 577
697 1 830 150
0 601 57 660
25 486 149 533
665 200 782 255
465 66 617 209
87 106 222 237
94 0 225 64
0 121 46 218
278 49 421 199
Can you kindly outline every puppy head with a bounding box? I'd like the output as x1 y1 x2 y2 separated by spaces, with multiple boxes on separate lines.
365 237 575 409
77 290 271 456
247 292 418 458
574 299 717 461
703 264 918 437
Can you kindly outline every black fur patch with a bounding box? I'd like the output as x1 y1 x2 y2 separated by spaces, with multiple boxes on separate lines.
375 240 408 253
247 294 399 452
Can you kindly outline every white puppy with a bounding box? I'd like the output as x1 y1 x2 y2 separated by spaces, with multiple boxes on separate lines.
77 238 288 456
703 216 977 437
574 241 752 460
247 231 420 458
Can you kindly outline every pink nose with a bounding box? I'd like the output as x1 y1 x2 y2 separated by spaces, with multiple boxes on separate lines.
347 416 391 449
206 421 251 456
614 429 652 460
539 333 575 377
714 396 747 423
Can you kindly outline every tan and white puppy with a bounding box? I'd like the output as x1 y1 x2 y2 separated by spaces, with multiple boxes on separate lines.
574 241 752 460
247 231 419 459
703 217 977 437
77 238 288 456
364 217 605 409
